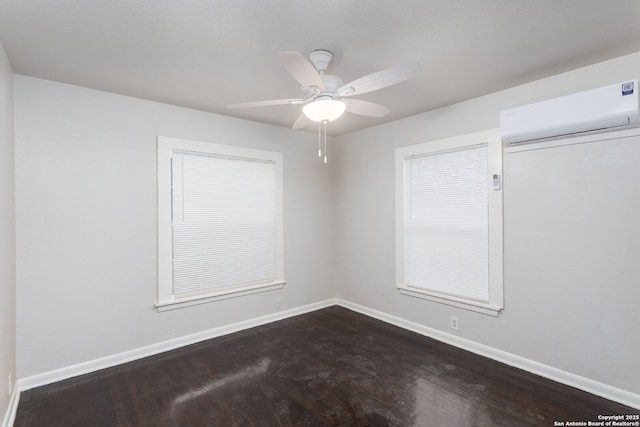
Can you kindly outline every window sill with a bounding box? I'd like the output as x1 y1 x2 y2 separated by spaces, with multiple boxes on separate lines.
156 280 286 312
397 284 502 317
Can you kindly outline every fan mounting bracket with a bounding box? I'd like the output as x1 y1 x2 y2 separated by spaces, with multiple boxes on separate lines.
309 50 333 74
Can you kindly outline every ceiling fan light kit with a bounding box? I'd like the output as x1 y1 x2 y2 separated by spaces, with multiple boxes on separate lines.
228 49 421 163
302 97 346 123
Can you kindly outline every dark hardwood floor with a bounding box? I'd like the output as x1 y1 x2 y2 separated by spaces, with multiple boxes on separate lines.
15 306 637 426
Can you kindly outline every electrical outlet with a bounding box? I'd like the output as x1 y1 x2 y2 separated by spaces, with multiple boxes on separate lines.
275 297 283 310
450 316 459 331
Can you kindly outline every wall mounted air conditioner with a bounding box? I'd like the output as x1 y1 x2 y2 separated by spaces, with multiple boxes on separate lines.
500 80 639 145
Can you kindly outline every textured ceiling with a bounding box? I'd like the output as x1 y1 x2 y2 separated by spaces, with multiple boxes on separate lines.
1 0 639 136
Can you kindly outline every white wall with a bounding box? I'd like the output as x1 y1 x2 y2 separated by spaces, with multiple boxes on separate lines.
333 52 640 396
14 76 335 378
0 40 16 421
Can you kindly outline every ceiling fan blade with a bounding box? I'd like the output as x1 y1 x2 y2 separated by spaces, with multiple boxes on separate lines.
343 99 390 117
338 63 422 97
291 113 310 130
228 99 304 109
279 52 325 90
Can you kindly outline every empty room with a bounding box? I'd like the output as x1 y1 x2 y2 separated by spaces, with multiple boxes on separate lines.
1 1 639 426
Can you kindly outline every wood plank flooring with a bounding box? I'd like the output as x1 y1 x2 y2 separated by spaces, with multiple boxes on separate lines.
15 306 638 426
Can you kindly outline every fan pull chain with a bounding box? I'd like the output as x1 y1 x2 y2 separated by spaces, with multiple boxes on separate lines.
318 122 322 157
323 120 328 164
317 120 329 164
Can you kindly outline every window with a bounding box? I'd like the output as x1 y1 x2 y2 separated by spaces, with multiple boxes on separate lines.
157 136 284 311
395 129 503 316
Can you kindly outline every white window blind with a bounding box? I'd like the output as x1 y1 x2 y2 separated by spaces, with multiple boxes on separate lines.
396 130 503 315
157 137 284 311
404 144 489 301
171 152 278 296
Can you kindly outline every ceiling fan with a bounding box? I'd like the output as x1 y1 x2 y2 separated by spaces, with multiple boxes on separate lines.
228 50 422 130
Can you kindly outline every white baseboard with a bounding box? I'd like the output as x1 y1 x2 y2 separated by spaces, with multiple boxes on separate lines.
15 297 640 412
18 299 337 392
1 387 20 427
335 298 640 410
